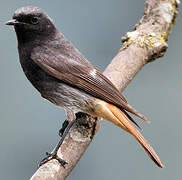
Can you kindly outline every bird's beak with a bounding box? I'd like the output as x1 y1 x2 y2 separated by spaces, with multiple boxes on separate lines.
5 19 19 26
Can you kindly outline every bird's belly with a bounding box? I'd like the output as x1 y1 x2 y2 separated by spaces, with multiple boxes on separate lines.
41 81 94 113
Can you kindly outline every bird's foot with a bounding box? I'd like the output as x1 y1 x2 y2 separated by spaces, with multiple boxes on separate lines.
39 118 76 168
39 151 68 168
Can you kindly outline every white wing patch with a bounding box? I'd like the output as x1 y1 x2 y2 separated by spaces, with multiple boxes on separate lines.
89 69 97 77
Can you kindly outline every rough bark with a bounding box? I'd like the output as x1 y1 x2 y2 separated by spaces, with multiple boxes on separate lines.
30 0 180 179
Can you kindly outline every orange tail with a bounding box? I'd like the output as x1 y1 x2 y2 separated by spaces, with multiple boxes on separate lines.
93 99 164 168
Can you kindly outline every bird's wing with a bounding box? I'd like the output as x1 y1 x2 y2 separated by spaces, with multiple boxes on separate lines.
31 46 148 122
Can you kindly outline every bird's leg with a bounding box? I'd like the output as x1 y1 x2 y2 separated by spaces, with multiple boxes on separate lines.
58 120 69 137
90 117 98 139
59 110 75 137
39 110 76 168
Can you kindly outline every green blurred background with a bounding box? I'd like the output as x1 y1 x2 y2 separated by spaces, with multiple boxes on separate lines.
1 0 182 179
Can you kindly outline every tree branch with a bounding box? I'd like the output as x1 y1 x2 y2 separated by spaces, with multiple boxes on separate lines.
30 0 180 179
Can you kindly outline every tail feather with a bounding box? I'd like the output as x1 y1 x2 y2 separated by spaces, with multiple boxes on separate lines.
107 103 164 168
123 109 142 130
121 103 150 123
93 100 164 168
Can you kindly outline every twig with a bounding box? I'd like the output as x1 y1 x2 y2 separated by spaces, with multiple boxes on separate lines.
30 0 180 179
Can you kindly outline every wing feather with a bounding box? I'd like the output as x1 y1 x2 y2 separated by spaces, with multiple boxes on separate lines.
31 46 148 122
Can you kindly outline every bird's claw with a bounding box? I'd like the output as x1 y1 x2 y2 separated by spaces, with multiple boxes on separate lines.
38 151 68 168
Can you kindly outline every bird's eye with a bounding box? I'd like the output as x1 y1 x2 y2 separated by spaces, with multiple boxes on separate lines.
30 17 39 24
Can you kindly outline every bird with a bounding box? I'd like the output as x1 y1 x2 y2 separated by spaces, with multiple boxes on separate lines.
6 6 164 168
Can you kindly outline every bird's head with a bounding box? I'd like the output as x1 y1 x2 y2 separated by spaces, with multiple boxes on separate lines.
6 6 56 43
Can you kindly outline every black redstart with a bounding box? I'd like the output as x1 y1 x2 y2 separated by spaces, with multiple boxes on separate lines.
6 6 163 168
